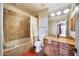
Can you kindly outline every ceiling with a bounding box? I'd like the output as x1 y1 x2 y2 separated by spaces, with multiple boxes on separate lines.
7 3 47 15
7 3 72 20
7 3 72 14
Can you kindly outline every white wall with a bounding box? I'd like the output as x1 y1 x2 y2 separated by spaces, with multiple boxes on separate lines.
69 12 75 39
48 20 57 36
38 9 48 46
0 4 2 56
69 4 76 39
75 4 79 55
69 31 75 39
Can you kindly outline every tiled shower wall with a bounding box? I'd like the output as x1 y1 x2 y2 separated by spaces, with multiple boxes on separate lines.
3 8 32 55
3 8 30 43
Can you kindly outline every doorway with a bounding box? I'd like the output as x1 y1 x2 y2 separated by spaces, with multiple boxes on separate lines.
57 20 66 37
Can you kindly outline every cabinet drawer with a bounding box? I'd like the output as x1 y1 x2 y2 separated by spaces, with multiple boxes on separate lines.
60 43 69 48
59 42 74 50
68 50 75 56
59 48 74 56
59 48 69 56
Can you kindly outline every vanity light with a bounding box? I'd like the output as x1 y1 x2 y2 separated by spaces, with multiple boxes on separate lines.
50 13 55 16
75 6 78 12
56 11 62 15
63 9 70 14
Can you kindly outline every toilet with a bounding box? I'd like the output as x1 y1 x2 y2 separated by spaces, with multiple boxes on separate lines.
35 41 42 53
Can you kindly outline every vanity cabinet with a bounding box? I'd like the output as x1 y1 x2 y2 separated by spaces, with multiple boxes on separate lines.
44 40 59 56
44 44 51 55
50 45 59 56
43 38 75 56
59 42 74 56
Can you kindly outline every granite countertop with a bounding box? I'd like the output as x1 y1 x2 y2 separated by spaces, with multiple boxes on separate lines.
44 36 75 45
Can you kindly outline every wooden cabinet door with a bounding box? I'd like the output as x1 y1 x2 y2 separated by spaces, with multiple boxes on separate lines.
44 44 51 55
59 42 75 56
50 41 59 56
43 39 75 56
59 48 69 56
50 45 59 56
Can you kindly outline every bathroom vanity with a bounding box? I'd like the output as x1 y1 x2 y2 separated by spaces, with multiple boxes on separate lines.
43 36 75 56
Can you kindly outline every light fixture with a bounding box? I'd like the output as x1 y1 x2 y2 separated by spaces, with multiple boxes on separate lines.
75 6 78 12
50 13 55 16
56 11 62 15
63 9 70 14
